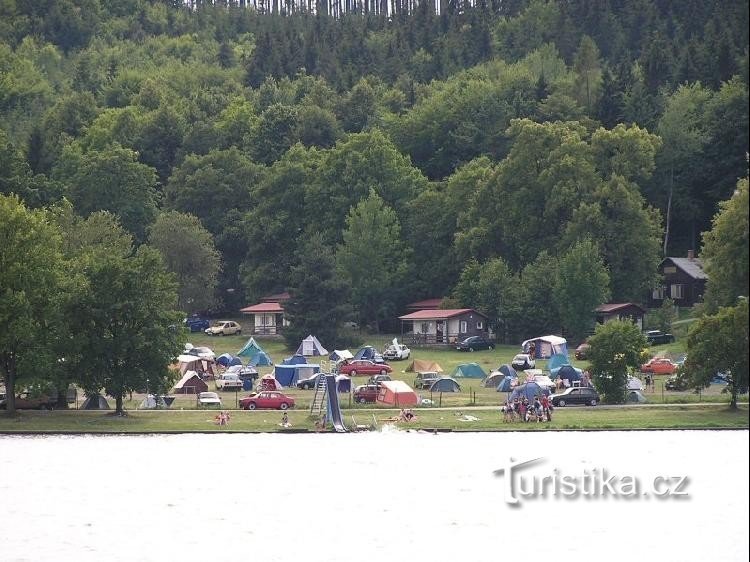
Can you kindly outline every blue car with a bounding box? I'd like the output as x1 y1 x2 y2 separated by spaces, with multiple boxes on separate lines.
184 315 210 332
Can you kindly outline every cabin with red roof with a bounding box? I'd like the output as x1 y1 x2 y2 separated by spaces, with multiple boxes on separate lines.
398 308 489 345
240 292 290 335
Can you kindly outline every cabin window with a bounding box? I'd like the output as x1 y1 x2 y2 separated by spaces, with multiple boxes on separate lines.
663 266 677 274
460 321 468 333
476 321 483 330
670 284 685 299
652 286 665 300
420 322 429 334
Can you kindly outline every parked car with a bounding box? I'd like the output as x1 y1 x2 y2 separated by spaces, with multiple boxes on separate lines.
413 372 440 390
353 384 379 404
455 336 495 351
184 315 210 333
215 373 243 391
197 391 222 407
511 353 535 370
645 330 675 345
383 344 411 361
204 320 242 336
338 360 392 377
367 374 392 386
640 357 677 375
665 373 690 391
240 391 295 410
185 345 216 361
225 364 258 383
0 391 56 410
296 373 323 390
550 386 600 407
574 341 591 360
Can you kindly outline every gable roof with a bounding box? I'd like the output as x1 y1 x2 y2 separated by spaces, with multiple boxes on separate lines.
240 301 284 314
595 303 646 314
398 308 487 320
662 257 708 280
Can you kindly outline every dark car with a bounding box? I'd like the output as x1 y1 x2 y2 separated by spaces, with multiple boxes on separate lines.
665 373 690 391
455 336 495 352
184 315 210 333
574 342 591 360
353 384 379 404
645 330 675 345
550 386 600 407
414 372 440 390
296 373 323 390
0 391 56 410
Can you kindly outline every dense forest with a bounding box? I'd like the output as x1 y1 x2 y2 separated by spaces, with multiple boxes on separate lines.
1 0 748 342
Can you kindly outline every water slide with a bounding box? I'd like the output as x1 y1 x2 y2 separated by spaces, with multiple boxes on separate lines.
325 374 347 433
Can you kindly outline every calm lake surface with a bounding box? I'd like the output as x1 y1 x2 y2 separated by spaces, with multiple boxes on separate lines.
0 430 747 562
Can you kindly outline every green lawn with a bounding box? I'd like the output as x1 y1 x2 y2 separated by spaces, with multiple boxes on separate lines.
1 405 747 433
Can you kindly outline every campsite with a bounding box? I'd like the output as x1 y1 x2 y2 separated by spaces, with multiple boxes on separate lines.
2 326 746 434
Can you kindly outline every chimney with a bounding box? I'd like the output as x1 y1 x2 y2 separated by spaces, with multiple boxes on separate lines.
687 249 695 260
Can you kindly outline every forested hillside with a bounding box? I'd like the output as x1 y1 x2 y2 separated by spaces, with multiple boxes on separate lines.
1 0 748 340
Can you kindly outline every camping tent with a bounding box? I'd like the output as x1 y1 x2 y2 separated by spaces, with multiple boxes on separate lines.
138 394 171 409
377 380 418 407
547 353 569 372
627 376 643 390
509 381 550 401
329 349 354 362
259 374 283 391
484 365 517 388
216 353 234 367
429 378 461 393
296 335 328 357
522 335 568 359
353 346 384 363
173 371 208 394
405 359 444 373
626 390 647 403
282 355 307 365
451 363 487 379
249 351 273 367
274 363 320 387
554 364 582 384
237 337 273 366
80 394 110 409
176 354 215 377
524 371 555 392
336 374 351 393
496 375 517 392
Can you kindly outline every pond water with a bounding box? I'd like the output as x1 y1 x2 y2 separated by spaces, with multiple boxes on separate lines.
0 430 747 562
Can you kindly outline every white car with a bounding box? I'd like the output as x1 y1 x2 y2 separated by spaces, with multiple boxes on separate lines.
215 373 243 391
197 391 222 407
383 344 411 361
511 353 535 370
204 321 242 336
185 345 216 361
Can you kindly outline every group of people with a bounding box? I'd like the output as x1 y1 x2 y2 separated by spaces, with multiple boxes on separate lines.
214 411 231 425
399 409 416 422
501 395 552 423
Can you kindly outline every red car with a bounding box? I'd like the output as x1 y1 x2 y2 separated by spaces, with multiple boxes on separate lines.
353 384 379 404
338 360 392 377
640 357 677 375
239 391 295 410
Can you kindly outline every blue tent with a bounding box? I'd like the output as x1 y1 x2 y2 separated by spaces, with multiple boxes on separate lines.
282 355 307 365
237 337 264 359
496 375 517 392
547 353 569 372
336 375 351 393
429 378 461 393
451 363 487 379
216 353 234 367
229 357 242 367
249 351 273 367
509 381 550 401
274 363 320 387
354 346 384 363
553 364 582 383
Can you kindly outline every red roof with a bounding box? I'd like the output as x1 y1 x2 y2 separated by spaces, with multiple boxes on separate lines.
595 303 646 314
398 309 486 320
240 302 284 314
406 298 445 310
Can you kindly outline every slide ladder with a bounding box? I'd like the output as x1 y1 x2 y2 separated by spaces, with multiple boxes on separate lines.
310 373 328 414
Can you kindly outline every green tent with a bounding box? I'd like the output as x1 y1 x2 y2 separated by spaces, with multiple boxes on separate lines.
237 337 267 362
450 363 487 379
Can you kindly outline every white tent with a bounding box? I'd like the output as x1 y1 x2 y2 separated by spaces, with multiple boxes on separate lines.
330 349 354 362
521 335 568 358
296 334 328 357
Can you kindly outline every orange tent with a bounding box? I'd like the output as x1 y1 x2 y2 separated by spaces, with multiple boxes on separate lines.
377 380 419 407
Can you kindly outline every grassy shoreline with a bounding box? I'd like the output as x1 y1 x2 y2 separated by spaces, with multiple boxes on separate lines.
1 404 747 434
